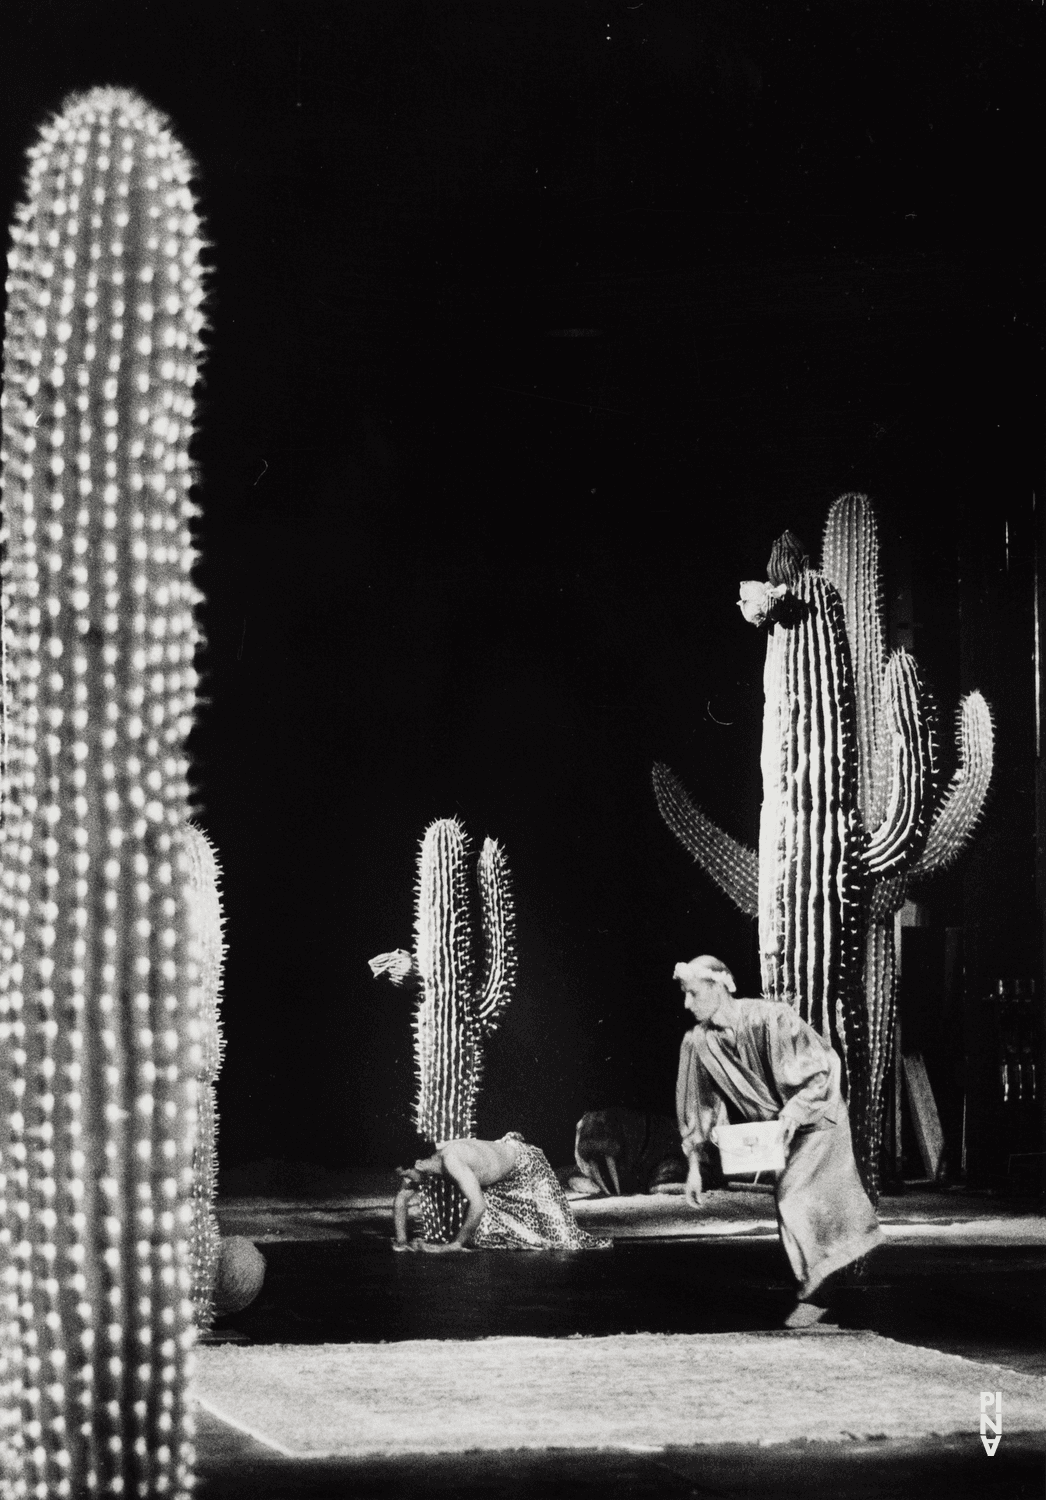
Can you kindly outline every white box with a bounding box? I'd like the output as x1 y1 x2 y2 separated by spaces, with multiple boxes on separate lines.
712 1119 787 1177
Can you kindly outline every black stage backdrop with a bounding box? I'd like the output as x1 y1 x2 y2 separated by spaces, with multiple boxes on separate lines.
2 3 1042 1175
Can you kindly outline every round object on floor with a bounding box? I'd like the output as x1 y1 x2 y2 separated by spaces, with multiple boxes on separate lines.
214 1236 266 1316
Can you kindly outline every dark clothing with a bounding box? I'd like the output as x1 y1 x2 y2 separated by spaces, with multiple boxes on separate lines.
676 997 882 1299
574 1107 688 1194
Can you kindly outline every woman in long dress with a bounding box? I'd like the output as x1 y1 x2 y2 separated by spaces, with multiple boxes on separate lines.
675 954 882 1327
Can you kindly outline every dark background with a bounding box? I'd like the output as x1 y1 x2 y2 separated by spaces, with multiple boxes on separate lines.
2 2 1043 1179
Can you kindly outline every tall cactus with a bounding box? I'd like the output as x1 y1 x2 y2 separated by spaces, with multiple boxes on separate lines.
655 494 993 1198
821 494 993 1188
754 537 868 1082
182 822 224 1330
370 817 516 1241
0 87 209 1496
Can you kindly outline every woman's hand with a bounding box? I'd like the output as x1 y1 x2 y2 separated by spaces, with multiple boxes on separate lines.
417 1239 471 1254
684 1160 705 1209
780 1114 799 1149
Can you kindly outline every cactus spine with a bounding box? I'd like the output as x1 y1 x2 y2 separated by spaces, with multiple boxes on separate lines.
0 87 209 1496
182 822 224 1330
655 494 993 1199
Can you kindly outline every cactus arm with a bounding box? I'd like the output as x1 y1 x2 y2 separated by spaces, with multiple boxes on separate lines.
862 919 897 1175
474 837 516 1032
910 691 994 879
183 822 225 1330
863 650 937 879
821 493 888 827
651 762 758 918
413 818 481 1145
0 87 207 1497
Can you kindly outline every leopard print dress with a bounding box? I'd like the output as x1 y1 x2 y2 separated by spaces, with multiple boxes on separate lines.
473 1133 612 1250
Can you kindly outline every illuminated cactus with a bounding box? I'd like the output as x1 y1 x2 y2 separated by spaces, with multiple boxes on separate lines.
753 538 868 1074
371 817 516 1241
655 494 993 1198
821 493 993 1190
182 822 224 1330
656 533 870 1101
0 87 209 1496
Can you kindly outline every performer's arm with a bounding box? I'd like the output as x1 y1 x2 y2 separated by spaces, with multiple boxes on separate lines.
677 1034 710 1208
419 1150 485 1251
771 1011 836 1138
684 1149 704 1208
393 1182 414 1242
392 1177 416 1249
675 1037 691 1139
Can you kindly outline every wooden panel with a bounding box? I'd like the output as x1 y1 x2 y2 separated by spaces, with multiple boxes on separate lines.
902 1052 946 1180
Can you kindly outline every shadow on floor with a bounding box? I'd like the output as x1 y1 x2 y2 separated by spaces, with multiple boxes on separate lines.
195 1418 1046 1500
214 1238 1046 1377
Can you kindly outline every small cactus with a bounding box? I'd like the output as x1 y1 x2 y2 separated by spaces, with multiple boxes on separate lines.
371 817 516 1240
0 87 209 1496
655 493 993 1198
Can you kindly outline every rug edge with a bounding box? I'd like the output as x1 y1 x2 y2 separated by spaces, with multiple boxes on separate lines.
194 1394 298 1457
189 1421 1046 1462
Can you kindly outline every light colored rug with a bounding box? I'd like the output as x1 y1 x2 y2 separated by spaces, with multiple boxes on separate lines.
192 1333 1046 1457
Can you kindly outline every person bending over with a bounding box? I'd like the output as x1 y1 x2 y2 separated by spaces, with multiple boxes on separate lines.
674 954 883 1328
394 1132 612 1252
572 1107 688 1196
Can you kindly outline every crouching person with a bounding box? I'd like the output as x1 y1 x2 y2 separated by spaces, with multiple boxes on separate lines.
573 1107 688 1196
674 955 883 1327
394 1133 612 1252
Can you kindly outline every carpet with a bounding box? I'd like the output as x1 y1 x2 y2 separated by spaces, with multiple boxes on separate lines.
192 1333 1046 1457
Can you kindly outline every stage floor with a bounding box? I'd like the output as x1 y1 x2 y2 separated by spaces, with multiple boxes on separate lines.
194 1181 1046 1497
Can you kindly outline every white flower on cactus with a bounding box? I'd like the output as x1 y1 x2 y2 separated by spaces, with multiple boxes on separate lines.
737 579 788 626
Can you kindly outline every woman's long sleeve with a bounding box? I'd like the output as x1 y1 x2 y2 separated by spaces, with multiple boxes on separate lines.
769 1009 838 1129
676 1031 723 1156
